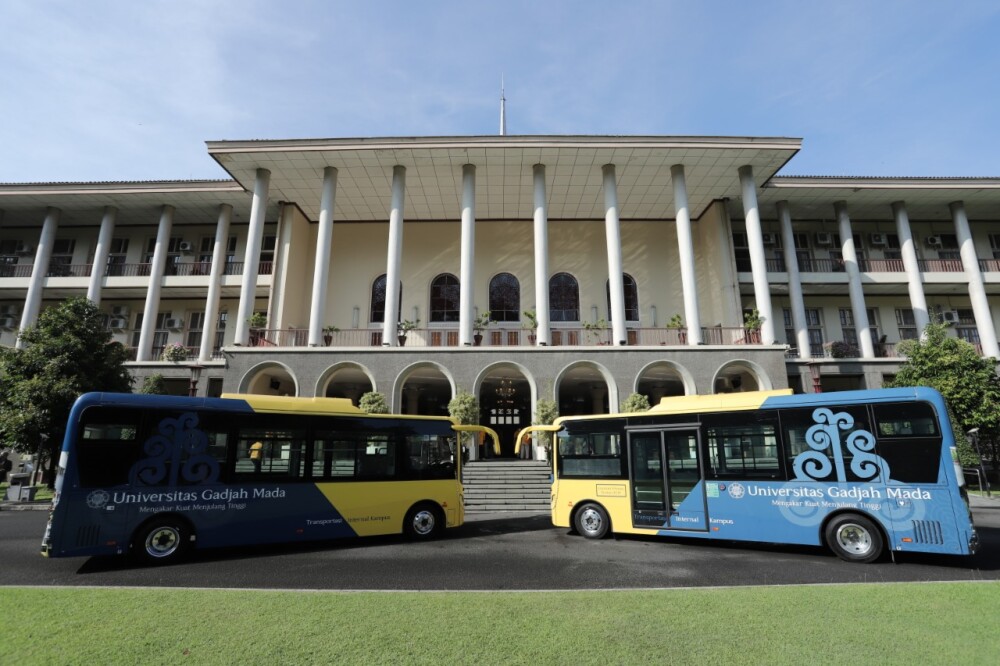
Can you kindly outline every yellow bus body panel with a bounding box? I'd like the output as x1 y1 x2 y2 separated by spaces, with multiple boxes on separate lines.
553 478 662 536
315 480 464 536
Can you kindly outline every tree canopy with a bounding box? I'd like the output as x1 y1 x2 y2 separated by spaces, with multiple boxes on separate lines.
0 298 133 473
883 322 1000 469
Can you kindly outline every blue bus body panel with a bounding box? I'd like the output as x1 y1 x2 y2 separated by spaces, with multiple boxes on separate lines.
646 387 974 556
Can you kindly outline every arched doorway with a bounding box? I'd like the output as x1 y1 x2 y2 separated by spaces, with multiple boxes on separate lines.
478 366 532 458
395 363 454 416
240 362 299 396
635 361 692 406
713 360 771 394
320 363 375 406
556 362 616 416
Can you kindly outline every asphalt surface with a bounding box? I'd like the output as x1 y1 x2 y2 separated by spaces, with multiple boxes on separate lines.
1 498 998 590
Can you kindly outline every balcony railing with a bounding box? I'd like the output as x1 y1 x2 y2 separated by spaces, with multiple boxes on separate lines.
739 256 990 274
106 261 274 277
124 346 224 361
0 264 34 278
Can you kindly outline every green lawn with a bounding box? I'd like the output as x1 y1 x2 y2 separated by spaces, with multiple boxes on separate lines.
0 482 53 502
3 582 998 664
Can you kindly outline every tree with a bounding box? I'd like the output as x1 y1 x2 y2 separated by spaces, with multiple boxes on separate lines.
620 392 651 413
448 390 480 454
0 298 133 483
139 373 167 394
358 391 389 414
883 322 1000 472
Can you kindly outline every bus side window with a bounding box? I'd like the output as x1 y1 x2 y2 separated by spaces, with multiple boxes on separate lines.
703 413 784 481
873 402 942 483
357 435 396 479
311 433 356 480
77 407 143 488
780 406 873 482
236 428 307 479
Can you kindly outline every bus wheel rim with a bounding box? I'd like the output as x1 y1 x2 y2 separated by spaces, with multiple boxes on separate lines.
146 526 180 558
412 510 435 535
581 508 603 533
836 523 872 555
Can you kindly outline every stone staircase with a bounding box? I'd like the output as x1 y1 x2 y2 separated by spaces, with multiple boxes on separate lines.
462 460 551 513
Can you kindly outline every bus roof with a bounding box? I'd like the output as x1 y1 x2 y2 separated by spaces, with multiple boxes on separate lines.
553 386 943 426
220 393 362 415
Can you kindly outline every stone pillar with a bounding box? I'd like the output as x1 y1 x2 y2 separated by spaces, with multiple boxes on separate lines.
17 207 60 347
199 204 232 362
737 166 775 344
892 201 930 338
671 164 702 344
87 206 117 304
382 166 406 346
309 167 338 347
136 205 174 361
777 201 810 359
951 201 1000 358
533 164 551 346
234 168 271 346
459 164 476 346
602 164 628 345
834 201 874 358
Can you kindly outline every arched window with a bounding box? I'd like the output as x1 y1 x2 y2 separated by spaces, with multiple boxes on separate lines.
549 273 580 322
369 274 402 323
606 273 639 321
489 273 520 322
430 273 460 322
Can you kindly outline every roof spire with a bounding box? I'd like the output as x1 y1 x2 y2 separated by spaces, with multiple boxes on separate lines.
500 74 506 136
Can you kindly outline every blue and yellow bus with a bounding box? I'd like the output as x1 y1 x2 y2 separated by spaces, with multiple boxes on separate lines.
521 387 978 563
42 392 497 564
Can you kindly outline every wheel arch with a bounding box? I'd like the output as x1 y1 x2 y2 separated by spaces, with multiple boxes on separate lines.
819 509 890 554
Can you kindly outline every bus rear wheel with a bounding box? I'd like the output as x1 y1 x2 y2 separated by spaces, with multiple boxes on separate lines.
133 517 190 565
825 514 884 563
574 503 610 539
404 504 444 540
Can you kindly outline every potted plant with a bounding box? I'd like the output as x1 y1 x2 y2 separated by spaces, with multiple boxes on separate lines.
358 391 389 414
522 309 539 345
743 308 764 344
472 311 492 346
583 318 608 345
532 398 559 462
666 313 686 344
824 340 860 358
247 312 267 346
322 325 339 346
161 343 188 363
397 318 419 346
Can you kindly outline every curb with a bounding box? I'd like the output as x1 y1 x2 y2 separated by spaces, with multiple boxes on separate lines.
0 501 51 512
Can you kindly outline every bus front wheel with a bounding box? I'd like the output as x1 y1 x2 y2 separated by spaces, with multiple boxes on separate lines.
404 504 444 540
824 514 884 563
574 503 610 539
133 517 191 565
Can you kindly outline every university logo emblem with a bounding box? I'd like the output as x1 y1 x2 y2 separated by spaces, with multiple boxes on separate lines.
792 408 890 483
86 489 110 509
128 412 220 487
727 482 745 499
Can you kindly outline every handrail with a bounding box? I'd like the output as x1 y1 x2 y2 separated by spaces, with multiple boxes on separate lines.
453 424 501 456
514 425 562 455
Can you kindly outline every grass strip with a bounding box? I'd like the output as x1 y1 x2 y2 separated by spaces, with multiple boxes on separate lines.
4 582 999 664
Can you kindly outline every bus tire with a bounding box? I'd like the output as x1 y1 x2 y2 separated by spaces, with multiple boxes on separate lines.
824 513 884 563
574 502 610 539
404 503 444 540
132 516 191 565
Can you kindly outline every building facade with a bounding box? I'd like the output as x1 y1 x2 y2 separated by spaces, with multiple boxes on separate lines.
2 135 999 457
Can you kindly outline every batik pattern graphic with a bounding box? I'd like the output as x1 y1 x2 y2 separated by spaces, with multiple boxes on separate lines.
793 408 890 483
129 412 220 486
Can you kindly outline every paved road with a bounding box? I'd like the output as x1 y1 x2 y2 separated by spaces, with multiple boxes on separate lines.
2 499 998 590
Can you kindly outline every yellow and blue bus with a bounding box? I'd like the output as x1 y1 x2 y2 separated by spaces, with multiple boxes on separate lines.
521 387 978 563
41 392 497 564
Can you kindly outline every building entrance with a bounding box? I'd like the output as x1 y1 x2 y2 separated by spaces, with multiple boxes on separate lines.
480 377 530 458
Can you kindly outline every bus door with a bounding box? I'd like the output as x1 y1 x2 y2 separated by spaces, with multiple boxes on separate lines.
628 427 708 531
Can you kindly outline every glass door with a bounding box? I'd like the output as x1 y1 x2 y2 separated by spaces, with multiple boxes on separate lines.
628 428 707 531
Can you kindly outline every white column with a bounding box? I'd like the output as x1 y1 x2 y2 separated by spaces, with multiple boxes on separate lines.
309 167 338 347
199 204 232 362
835 201 874 358
737 166 776 344
137 205 174 362
459 164 476 346
234 168 271 346
671 164 701 345
951 201 1000 359
382 165 406 346
17 207 60 347
892 201 930 338
533 164 551 346
778 201 810 359
602 164 627 345
87 206 117 304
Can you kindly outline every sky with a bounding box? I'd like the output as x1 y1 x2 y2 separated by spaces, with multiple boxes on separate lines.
1 0 999 183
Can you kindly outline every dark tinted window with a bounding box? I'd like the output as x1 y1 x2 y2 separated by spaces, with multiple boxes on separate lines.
874 402 942 483
76 407 143 487
703 412 785 480
558 424 624 478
